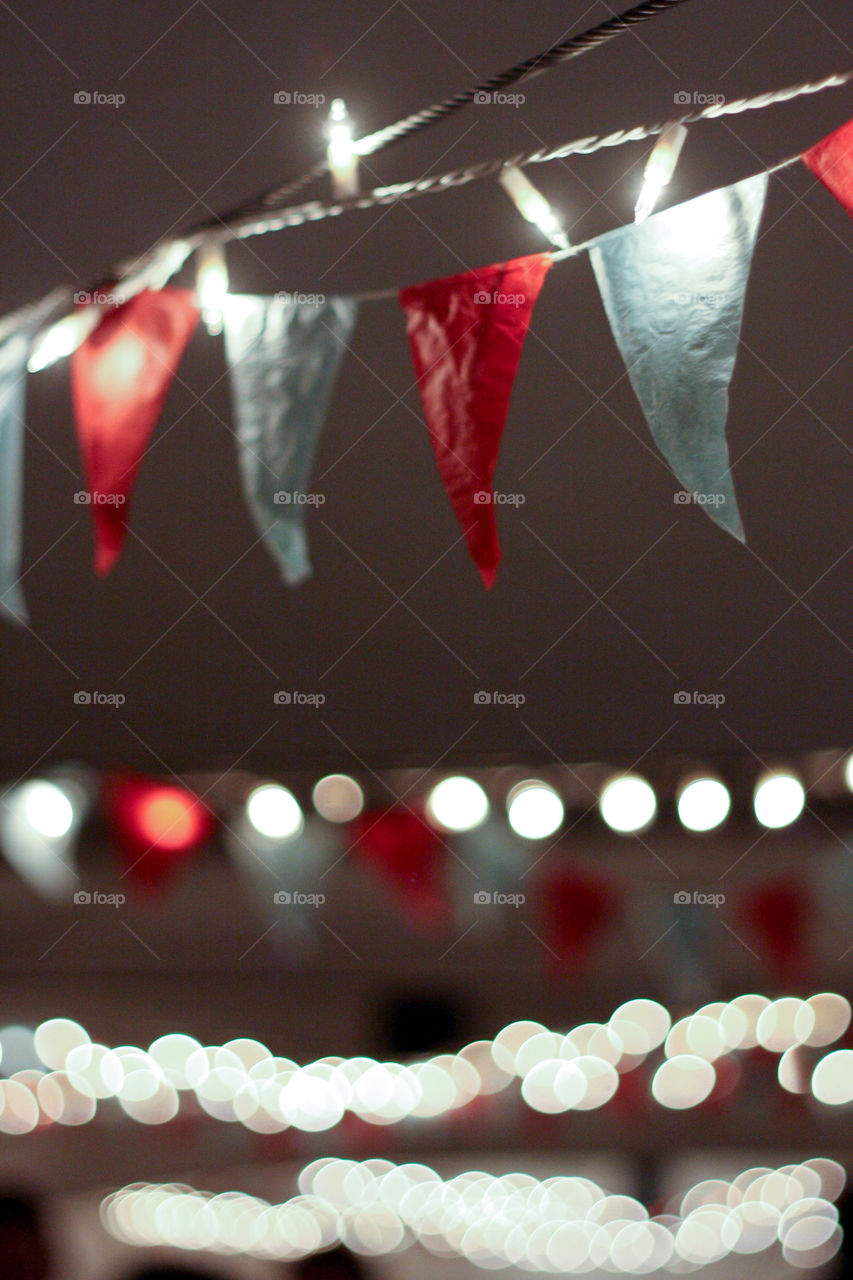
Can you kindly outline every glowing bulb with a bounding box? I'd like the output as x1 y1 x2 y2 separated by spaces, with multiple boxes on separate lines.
498 165 570 250
753 773 805 829
844 755 853 793
635 123 688 223
28 309 101 372
326 99 359 199
196 241 229 336
506 781 563 840
312 775 363 823
426 777 489 832
19 780 75 838
599 775 656 834
677 777 730 832
246 785 303 840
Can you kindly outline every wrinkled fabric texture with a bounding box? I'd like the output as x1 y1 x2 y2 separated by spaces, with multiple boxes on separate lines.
400 254 552 587
803 115 853 219
0 330 33 624
590 173 768 540
223 294 357 585
71 288 199 575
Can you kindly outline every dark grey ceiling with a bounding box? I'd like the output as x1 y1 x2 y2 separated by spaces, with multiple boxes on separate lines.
0 0 851 778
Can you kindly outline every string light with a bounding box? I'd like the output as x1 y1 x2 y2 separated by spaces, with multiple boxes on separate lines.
101 1158 847 1270
498 164 571 250
426 776 489 832
506 780 564 839
195 241 229 336
676 776 731 832
326 99 359 199
27 308 102 372
635 122 688 223
245 784 304 840
599 774 657 833
753 771 806 828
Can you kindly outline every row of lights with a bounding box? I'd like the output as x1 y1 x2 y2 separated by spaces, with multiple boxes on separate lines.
7 757 848 855
0 993 849 1135
101 1156 847 1271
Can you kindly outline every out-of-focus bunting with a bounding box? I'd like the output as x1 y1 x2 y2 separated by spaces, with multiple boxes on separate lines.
223 294 357 585
590 173 768 541
0 330 35 625
350 808 449 930
399 254 552 587
71 289 199 575
540 866 614 968
803 116 853 219
740 877 812 981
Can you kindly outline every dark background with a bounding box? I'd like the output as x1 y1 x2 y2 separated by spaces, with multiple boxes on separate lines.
0 0 850 779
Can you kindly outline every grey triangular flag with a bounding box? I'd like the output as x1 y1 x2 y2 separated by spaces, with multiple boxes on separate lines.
590 173 768 540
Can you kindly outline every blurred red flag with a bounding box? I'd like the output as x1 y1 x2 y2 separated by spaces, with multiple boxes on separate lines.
803 116 853 219
350 808 449 929
399 253 552 587
71 288 199 575
740 878 810 980
542 867 613 968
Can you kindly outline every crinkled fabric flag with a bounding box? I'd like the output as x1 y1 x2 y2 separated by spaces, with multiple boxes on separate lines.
71 288 199 575
0 329 34 624
590 173 768 540
399 253 552 587
803 116 853 219
223 294 358 585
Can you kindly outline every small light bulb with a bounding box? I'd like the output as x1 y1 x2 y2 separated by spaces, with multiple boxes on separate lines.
635 123 688 223
326 99 359 200
196 241 229 337
28 309 101 373
498 165 570 251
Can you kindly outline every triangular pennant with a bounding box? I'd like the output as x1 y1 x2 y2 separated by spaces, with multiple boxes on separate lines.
71 288 199 575
223 294 357 585
540 867 613 968
0 330 34 624
399 253 552 586
350 807 449 930
590 174 768 540
803 116 853 219
740 877 810 980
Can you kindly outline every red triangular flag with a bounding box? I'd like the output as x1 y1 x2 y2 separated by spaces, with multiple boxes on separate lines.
541 867 613 968
803 117 853 219
399 254 552 587
740 878 810 980
71 288 199 575
349 807 449 929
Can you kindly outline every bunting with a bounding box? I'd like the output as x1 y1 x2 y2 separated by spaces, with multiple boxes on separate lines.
223 294 357 585
400 254 552 587
0 330 34 624
71 289 199 575
350 808 449 929
590 173 768 541
803 116 853 219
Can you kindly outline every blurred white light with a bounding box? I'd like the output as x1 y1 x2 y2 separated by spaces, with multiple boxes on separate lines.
651 1055 715 1109
844 755 853 793
599 775 657 834
811 1050 853 1105
246 785 303 840
19 780 75 838
312 775 363 823
506 781 563 840
426 777 489 833
753 773 805 829
677 778 730 832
